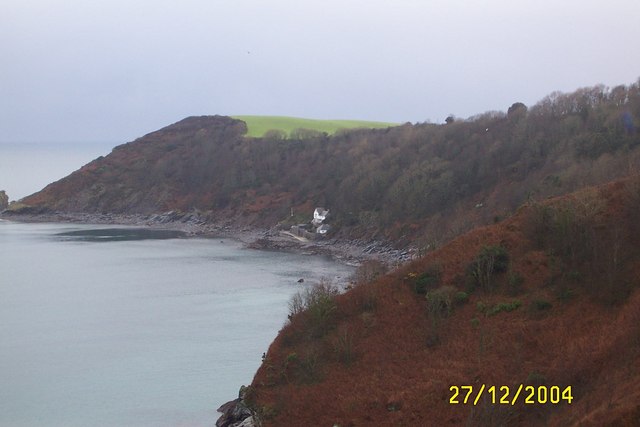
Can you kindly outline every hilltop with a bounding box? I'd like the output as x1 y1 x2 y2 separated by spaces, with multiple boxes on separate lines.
231 115 398 138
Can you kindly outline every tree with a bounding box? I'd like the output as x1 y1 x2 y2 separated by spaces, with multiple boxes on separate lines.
263 129 287 140
507 102 528 120
290 128 327 140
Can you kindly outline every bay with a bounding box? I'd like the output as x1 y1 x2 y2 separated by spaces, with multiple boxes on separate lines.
0 220 354 427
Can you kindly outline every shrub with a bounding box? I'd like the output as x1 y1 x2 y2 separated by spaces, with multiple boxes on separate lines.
507 271 524 295
476 301 488 314
290 128 327 139
288 292 305 318
305 282 338 338
280 352 299 384
287 281 338 338
530 299 552 311
333 326 356 365
467 245 509 291
425 286 458 346
426 286 458 316
284 352 298 364
298 346 323 383
412 265 442 294
454 291 469 305
487 300 522 316
262 129 287 140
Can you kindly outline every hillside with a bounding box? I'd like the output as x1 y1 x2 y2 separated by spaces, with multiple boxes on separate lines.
14 81 640 251
7 81 640 426
241 177 640 426
231 115 398 138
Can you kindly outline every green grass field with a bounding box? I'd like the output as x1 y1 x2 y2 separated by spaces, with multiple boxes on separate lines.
232 115 398 138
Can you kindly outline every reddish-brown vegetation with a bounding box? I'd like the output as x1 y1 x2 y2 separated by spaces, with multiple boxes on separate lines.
249 178 640 426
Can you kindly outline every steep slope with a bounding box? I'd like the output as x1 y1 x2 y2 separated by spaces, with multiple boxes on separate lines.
16 81 640 247
245 177 640 426
22 115 248 214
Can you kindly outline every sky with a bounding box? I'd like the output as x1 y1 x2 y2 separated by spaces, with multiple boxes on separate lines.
1 0 640 144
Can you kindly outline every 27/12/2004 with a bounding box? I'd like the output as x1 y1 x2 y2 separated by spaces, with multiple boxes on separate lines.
449 385 573 405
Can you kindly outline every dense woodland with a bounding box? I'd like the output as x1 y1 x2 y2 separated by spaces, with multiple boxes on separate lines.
21 80 640 249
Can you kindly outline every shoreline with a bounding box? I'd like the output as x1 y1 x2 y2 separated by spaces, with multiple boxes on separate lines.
2 209 415 427
0 210 415 268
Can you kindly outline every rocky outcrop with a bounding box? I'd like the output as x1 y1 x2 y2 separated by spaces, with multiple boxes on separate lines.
216 386 257 427
0 190 8 210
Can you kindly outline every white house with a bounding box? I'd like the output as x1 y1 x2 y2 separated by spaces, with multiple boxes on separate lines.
312 207 329 226
314 207 329 222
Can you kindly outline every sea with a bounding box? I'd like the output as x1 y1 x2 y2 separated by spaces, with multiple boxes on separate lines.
0 141 115 202
0 143 355 427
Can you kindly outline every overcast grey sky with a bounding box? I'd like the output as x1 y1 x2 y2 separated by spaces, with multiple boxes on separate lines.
2 0 639 143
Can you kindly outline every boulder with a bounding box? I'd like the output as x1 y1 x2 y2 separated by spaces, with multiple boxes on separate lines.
216 386 255 427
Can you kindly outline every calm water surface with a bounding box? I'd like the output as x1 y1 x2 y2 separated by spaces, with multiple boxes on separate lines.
0 220 354 427
0 142 114 201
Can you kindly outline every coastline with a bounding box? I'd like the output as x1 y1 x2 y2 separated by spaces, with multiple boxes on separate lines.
0 210 415 268
2 209 415 427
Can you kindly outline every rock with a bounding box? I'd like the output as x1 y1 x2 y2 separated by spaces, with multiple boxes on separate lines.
236 416 257 427
0 190 8 210
216 398 251 427
216 386 255 427
386 391 404 412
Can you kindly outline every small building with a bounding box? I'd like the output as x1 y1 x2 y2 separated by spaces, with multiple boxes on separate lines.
314 207 329 221
312 207 329 226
